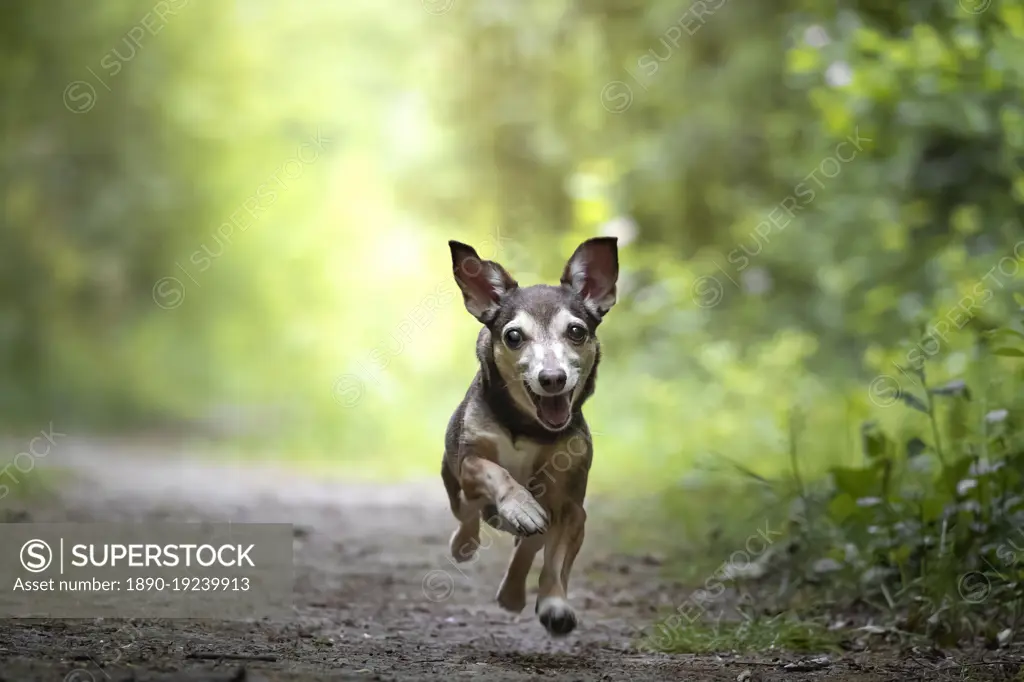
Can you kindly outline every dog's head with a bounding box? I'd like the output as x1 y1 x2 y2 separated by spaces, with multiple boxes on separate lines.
449 237 618 432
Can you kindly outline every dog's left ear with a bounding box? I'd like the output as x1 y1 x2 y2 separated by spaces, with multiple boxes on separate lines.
561 237 619 318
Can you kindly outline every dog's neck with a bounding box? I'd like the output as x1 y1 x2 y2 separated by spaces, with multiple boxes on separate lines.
477 349 600 445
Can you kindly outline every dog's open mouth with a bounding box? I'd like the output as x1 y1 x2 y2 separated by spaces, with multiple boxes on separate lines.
526 385 572 430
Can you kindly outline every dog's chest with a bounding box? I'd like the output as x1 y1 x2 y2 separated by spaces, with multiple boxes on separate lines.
494 434 544 487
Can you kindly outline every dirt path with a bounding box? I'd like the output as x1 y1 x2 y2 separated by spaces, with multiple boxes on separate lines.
0 439 1002 681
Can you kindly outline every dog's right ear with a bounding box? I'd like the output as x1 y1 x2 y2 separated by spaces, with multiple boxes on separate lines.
449 240 517 324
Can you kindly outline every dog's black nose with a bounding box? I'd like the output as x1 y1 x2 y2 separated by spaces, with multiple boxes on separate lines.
538 369 567 393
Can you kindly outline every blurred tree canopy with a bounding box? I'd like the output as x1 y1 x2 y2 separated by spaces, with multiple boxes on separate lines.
0 0 418 435
1 1 247 421
2 0 1023 484
391 0 1024 482
408 0 1024 350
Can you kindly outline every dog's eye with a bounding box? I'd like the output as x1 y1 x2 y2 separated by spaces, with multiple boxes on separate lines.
503 328 524 349
566 324 588 344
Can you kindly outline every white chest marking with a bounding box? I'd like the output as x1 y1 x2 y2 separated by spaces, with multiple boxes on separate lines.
493 432 543 487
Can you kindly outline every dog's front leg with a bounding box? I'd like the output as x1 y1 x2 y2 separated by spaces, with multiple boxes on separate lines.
495 534 544 612
459 454 549 536
536 500 586 636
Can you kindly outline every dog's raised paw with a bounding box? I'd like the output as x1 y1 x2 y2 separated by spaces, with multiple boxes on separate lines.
538 597 577 636
497 494 549 536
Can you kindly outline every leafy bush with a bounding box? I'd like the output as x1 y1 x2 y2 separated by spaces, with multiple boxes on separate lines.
750 309 1024 647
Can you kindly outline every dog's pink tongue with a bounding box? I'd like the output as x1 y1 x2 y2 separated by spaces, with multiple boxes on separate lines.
538 395 571 427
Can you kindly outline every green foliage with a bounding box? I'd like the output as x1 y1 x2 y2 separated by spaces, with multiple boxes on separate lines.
756 322 1024 647
644 614 841 655
381 0 1024 493
0 0 437 458
4 0 1024 483
6 0 1024 658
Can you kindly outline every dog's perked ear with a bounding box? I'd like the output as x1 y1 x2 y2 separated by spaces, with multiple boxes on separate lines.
561 237 619 319
449 240 518 324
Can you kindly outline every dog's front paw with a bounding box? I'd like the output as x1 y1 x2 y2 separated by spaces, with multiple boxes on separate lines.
538 597 577 637
497 491 549 536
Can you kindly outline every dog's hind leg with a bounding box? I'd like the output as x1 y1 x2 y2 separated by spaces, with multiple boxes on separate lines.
443 457 484 563
449 496 486 563
495 533 543 612
536 500 586 636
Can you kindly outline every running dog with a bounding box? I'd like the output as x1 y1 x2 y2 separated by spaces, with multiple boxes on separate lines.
441 237 619 636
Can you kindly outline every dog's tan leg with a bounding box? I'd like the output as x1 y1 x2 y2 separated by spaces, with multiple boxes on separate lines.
444 457 484 563
459 455 549 536
449 494 485 563
536 501 586 636
495 534 544 612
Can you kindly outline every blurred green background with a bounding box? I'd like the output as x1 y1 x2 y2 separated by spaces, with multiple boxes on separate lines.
3 0 1024 496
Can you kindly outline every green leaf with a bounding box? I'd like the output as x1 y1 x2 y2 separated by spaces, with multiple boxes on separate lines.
827 493 859 523
899 391 930 413
940 456 973 493
920 496 944 522
906 437 927 457
930 379 970 400
890 544 912 567
862 424 890 459
985 327 1024 342
787 45 822 75
831 466 880 498
993 347 1024 357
